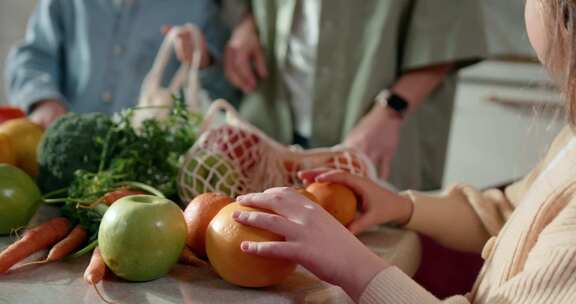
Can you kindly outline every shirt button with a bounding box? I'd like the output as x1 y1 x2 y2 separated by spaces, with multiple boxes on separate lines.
101 91 113 103
113 45 125 56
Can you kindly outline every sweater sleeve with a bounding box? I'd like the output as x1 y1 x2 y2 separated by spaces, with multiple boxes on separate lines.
361 196 576 304
360 267 469 304
402 127 573 253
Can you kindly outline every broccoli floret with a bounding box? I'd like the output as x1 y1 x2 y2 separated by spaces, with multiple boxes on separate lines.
36 113 113 193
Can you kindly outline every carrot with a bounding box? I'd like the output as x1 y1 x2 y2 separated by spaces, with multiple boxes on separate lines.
17 224 88 268
179 246 207 267
0 217 70 274
47 225 88 261
102 189 145 205
84 248 114 304
84 247 106 284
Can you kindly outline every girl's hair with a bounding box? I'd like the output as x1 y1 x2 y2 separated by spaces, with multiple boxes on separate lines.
545 0 576 125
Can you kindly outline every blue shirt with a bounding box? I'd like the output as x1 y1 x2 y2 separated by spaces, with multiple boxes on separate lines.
5 0 239 114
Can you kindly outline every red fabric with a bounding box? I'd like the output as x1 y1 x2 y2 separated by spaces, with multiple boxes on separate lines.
413 234 484 299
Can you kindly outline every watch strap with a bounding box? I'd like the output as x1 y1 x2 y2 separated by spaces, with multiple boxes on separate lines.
376 90 409 118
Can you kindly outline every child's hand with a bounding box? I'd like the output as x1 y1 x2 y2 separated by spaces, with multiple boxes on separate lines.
299 169 414 235
234 187 389 301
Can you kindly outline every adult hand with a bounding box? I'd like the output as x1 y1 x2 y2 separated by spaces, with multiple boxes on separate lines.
29 99 67 129
234 187 389 301
299 169 413 235
343 104 402 179
224 14 268 93
162 25 211 68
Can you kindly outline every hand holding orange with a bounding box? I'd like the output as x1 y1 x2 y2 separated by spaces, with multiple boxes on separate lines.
305 182 358 226
206 202 297 287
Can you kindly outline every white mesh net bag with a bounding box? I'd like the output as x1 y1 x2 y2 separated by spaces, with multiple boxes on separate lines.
177 100 378 203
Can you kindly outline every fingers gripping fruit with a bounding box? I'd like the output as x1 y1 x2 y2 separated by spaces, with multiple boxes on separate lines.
206 203 296 287
306 182 358 226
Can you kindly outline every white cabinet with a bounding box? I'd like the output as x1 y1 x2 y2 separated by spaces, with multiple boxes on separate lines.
443 61 565 188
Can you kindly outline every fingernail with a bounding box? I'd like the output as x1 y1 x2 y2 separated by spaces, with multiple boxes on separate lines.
240 241 251 252
233 211 241 219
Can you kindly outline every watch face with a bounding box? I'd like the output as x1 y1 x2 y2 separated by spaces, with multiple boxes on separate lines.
388 94 409 113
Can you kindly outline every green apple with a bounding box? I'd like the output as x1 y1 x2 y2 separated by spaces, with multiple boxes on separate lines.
181 152 241 197
98 195 187 282
0 164 41 235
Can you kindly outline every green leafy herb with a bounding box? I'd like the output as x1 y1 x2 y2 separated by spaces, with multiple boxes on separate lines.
47 96 202 237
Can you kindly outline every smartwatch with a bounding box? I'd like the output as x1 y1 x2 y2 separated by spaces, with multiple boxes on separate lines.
376 90 409 119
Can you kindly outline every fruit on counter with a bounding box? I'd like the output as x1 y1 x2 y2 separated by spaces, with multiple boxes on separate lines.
184 193 234 258
180 151 243 199
98 195 187 282
0 164 42 235
0 118 43 176
206 203 297 287
36 113 113 192
0 106 26 124
306 182 357 226
0 133 15 165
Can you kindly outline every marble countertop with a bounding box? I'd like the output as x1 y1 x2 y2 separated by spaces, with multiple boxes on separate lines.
0 207 421 304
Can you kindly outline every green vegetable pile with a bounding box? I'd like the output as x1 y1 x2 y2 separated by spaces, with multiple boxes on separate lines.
40 98 202 240
37 113 114 193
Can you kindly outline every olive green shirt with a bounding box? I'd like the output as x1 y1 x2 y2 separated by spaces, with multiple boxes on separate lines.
241 0 487 190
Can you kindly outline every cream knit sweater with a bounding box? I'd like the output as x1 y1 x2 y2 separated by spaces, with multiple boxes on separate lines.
360 127 576 304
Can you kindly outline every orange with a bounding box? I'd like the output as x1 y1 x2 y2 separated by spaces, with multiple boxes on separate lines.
183 193 234 258
0 118 44 176
306 182 357 226
206 203 297 287
0 133 15 165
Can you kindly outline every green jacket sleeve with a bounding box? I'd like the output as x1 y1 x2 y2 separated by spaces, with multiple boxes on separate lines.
401 0 487 71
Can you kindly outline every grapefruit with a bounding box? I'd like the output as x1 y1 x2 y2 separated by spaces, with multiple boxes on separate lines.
206 203 296 287
184 192 234 258
306 182 358 226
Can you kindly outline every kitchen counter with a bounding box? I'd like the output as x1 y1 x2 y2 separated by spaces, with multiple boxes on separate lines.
0 206 421 304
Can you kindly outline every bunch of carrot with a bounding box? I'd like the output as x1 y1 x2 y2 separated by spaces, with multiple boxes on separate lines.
0 188 144 277
0 187 205 304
